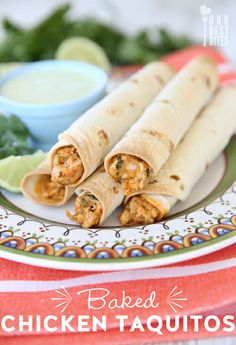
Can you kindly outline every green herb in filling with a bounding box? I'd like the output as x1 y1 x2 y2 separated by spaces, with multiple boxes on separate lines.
88 193 98 201
116 156 123 172
81 198 87 207
146 167 151 177
53 155 59 166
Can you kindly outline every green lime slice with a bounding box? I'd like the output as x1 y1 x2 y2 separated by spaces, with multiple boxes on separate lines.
0 151 47 193
0 62 24 77
55 37 111 72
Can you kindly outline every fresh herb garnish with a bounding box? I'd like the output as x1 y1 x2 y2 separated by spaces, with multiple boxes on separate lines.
0 114 34 159
0 4 194 65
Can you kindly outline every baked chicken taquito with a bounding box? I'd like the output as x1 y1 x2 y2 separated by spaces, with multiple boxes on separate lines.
66 166 123 228
105 56 218 194
48 61 175 187
21 161 74 206
120 85 236 225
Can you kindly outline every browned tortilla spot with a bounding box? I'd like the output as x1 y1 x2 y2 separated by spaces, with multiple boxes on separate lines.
129 101 135 107
131 78 139 84
106 107 120 116
112 186 119 194
160 99 171 104
149 179 158 185
203 74 211 88
180 184 185 191
98 130 109 145
142 130 174 152
170 175 180 181
190 77 195 82
155 75 164 85
98 166 106 173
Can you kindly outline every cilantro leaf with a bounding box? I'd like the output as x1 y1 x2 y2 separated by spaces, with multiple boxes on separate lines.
0 114 34 159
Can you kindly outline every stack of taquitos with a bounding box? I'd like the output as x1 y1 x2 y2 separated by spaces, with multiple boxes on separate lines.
64 56 219 227
66 85 236 228
21 57 236 230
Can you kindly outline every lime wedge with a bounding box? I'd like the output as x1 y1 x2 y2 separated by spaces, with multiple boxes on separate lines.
0 151 47 193
0 62 24 77
55 37 111 72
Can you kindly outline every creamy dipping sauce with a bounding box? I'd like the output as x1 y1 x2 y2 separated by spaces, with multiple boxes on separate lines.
0 68 97 104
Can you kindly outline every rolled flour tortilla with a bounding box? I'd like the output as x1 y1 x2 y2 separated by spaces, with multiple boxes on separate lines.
21 161 74 206
66 166 123 228
120 85 236 225
105 56 219 194
48 61 175 187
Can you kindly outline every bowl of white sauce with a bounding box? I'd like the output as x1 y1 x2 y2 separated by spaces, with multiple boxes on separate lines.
0 60 108 150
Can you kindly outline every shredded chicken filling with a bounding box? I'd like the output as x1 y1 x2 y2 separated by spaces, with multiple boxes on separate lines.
108 155 150 194
66 193 103 228
34 175 65 202
51 145 84 185
120 195 164 225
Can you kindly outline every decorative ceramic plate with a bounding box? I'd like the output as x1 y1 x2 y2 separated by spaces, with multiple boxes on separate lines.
0 67 236 271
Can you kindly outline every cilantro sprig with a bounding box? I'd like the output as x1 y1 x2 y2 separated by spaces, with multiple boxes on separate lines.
0 115 34 159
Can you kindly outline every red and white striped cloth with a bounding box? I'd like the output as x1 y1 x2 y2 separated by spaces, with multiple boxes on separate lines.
0 46 236 345
1 244 236 344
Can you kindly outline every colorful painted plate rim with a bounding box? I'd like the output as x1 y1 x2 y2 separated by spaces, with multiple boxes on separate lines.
0 233 235 271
